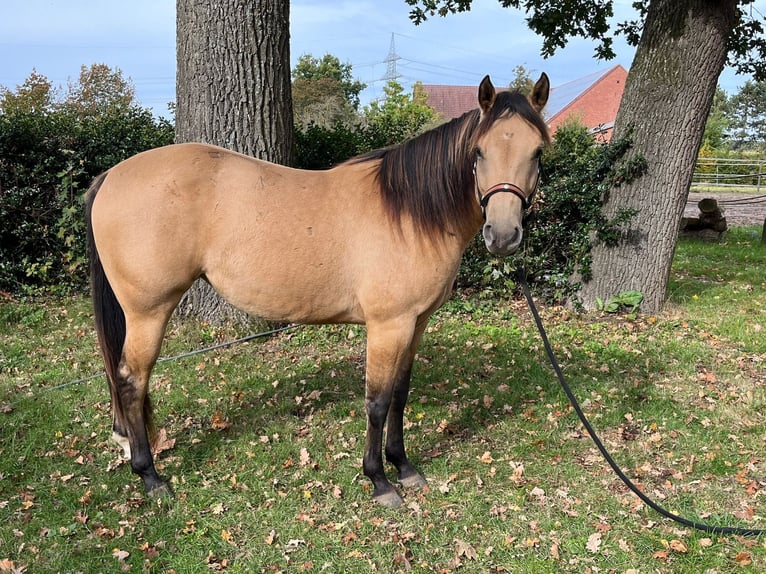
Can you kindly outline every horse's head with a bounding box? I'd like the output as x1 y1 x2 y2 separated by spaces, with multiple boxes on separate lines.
472 73 549 256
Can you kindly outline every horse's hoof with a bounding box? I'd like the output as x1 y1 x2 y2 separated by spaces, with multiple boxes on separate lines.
373 489 404 508
147 483 174 500
399 473 427 490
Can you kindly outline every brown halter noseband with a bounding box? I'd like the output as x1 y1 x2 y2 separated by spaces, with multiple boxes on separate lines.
474 162 540 220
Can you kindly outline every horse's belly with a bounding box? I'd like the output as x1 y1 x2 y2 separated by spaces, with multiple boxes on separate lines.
204 261 364 325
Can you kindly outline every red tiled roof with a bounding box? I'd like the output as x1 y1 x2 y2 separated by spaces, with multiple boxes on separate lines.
420 85 508 120
421 65 627 141
547 65 627 139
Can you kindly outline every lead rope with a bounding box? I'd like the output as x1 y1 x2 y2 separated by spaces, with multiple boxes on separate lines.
3 323 302 410
514 266 766 536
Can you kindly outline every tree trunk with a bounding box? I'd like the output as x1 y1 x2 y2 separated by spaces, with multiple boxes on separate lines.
578 0 738 313
174 0 293 326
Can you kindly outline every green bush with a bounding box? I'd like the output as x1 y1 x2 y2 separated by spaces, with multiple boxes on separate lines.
293 122 366 169
0 105 173 294
293 81 439 170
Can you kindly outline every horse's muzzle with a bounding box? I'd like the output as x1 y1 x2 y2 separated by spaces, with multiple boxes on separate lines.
483 222 522 256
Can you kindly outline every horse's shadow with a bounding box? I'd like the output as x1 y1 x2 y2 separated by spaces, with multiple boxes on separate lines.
148 328 659 491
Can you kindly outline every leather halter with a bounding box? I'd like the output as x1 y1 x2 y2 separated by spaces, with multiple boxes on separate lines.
480 182 530 211
474 162 540 220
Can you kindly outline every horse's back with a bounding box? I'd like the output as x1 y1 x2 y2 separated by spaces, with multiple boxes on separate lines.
90 143 377 322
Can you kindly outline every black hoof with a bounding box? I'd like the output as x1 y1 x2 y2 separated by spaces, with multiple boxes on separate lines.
147 482 173 499
399 472 427 490
373 489 404 508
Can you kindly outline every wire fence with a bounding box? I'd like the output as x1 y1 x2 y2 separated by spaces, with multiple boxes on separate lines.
692 157 765 192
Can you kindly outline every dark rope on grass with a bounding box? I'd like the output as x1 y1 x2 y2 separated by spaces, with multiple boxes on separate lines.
515 266 766 537
716 194 766 205
3 323 302 409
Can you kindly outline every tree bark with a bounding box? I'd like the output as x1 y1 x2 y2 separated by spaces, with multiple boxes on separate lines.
175 0 293 326
578 0 738 313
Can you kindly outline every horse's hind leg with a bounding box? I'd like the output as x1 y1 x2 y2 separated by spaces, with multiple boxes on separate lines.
114 309 174 496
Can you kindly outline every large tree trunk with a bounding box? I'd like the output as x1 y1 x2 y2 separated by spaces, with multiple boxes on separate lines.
578 0 738 313
174 0 293 326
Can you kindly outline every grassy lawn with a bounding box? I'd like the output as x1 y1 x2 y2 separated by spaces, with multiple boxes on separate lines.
1 227 765 573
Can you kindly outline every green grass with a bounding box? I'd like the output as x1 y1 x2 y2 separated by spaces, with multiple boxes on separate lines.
1 227 765 573
689 184 765 194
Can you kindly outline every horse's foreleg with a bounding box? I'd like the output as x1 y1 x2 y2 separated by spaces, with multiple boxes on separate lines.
384 318 428 490
114 313 172 497
384 365 427 490
362 318 417 508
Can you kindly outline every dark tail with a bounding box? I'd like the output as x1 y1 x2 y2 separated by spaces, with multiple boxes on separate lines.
85 173 129 430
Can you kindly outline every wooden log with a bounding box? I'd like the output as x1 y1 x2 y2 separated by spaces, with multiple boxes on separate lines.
697 197 727 232
680 216 701 231
698 197 720 214
700 215 727 232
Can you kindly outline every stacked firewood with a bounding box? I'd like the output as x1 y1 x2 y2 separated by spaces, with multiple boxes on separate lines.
680 198 727 240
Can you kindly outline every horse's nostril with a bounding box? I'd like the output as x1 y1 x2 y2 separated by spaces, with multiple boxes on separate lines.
483 223 495 244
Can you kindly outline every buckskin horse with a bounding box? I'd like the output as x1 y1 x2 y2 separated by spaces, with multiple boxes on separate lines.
85 73 549 507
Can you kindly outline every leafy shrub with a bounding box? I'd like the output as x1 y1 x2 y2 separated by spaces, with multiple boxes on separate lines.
293 122 366 169
293 81 439 170
0 104 173 294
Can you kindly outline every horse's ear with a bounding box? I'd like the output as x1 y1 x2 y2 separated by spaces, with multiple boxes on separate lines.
529 72 550 113
478 75 496 113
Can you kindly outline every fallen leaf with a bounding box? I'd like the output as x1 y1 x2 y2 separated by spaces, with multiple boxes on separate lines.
523 537 540 548
529 486 546 503
210 411 232 431
510 462 525 485
454 539 477 560
735 552 752 566
550 542 560 560
479 451 493 464
586 532 602 554
221 529 235 546
79 488 93 505
151 428 175 456
669 539 687 553
594 521 612 533
112 548 129 561
299 447 311 467
140 542 160 560
74 510 88 524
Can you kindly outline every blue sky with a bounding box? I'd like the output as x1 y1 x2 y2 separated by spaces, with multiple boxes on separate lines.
0 0 762 118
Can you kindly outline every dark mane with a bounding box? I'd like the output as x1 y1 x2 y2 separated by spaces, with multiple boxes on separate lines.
350 91 550 238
